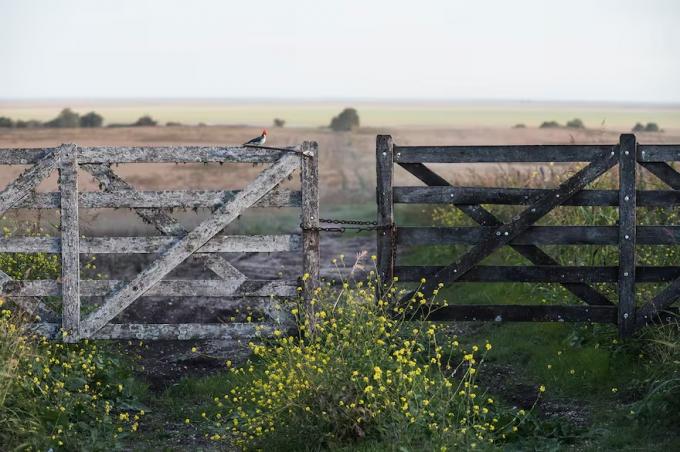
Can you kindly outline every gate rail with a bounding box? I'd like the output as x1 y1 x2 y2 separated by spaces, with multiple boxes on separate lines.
376 134 680 337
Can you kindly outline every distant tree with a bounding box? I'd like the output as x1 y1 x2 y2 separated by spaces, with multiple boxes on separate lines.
512 123 526 129
644 122 660 132
44 108 80 128
0 117 13 128
330 108 360 131
79 111 104 128
16 119 43 128
539 121 561 129
632 122 645 132
165 121 183 127
132 115 157 127
566 118 585 129
273 118 286 128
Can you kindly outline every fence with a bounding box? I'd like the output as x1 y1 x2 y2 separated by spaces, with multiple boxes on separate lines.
376 134 680 337
0 142 319 341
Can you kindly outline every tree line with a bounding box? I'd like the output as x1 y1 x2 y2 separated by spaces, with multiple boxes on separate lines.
0 108 158 129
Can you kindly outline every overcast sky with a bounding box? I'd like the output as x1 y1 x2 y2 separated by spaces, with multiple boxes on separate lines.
1 0 679 102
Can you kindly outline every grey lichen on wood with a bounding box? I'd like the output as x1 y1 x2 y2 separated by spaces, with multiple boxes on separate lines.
300 142 320 331
58 144 81 340
0 234 302 254
79 153 300 338
1 279 298 297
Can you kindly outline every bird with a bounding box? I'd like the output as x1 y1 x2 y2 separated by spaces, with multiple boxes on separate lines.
243 129 267 146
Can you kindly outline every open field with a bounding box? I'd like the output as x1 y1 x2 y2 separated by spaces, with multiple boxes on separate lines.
2 99 680 129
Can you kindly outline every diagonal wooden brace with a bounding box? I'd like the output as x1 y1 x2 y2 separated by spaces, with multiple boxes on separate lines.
0 146 63 321
81 163 246 283
400 149 618 304
636 161 680 325
79 153 300 337
398 163 612 306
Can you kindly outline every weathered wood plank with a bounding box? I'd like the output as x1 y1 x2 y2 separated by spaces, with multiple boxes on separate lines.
397 162 612 306
397 226 680 245
80 163 247 282
0 279 298 297
59 145 81 340
618 135 637 336
394 145 613 163
420 305 618 323
376 135 395 290
80 153 300 338
401 150 618 304
393 186 680 207
395 266 680 283
641 162 680 190
0 146 300 164
0 234 302 254
636 278 680 327
0 147 61 217
10 190 301 209
638 145 680 162
301 142 320 330
26 322 279 340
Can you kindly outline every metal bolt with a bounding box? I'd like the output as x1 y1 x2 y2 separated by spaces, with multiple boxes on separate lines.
625 234 630 240
382 151 387 156
611 151 615 156
624 272 629 277
556 194 560 198
531 208 536 212
625 150 629 155
396 152 401 158
496 231 501 236
624 195 629 201
504 231 509 236
624 313 629 319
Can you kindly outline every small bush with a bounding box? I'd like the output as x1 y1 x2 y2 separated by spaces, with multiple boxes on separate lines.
566 118 585 129
132 115 157 127
204 257 538 449
79 111 104 128
273 118 286 128
0 117 13 128
644 122 660 132
513 123 526 129
165 121 183 127
16 120 43 128
44 108 80 128
539 121 561 129
632 122 646 132
330 108 360 131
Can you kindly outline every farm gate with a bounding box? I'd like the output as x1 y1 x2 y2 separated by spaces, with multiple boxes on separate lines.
0 142 319 341
376 134 680 337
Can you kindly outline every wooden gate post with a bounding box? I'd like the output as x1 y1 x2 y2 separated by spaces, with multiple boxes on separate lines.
59 144 81 341
376 135 395 299
301 141 320 331
618 134 637 337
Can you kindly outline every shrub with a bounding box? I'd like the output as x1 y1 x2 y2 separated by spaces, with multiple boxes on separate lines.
0 225 147 449
166 121 183 127
644 122 660 132
16 120 43 128
273 118 286 128
0 117 13 128
632 122 646 132
44 108 80 128
132 115 157 127
204 257 537 449
539 121 561 129
330 108 360 131
566 118 585 129
513 123 526 129
79 111 104 128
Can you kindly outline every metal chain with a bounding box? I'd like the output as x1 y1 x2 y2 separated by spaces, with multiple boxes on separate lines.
301 218 390 233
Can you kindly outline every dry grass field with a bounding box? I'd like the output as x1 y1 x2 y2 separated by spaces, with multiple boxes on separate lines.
2 124 679 203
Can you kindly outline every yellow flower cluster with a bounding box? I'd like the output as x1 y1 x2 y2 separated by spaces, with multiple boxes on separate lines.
198 267 524 449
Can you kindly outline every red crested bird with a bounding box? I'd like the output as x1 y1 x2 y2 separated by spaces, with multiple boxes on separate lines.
243 129 267 146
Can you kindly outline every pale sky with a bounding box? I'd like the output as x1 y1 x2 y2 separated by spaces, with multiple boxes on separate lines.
1 0 679 102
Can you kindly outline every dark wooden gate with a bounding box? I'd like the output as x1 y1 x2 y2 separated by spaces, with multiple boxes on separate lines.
376 134 680 337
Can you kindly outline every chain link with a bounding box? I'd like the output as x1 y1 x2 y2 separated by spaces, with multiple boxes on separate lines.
301 218 390 233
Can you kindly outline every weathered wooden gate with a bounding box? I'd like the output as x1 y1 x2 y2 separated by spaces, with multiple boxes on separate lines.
376 134 680 337
0 142 319 341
